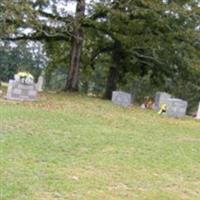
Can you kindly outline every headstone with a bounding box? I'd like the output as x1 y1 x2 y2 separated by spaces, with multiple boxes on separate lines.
166 98 188 118
154 92 171 110
36 75 44 92
6 80 37 101
196 102 200 120
112 91 132 107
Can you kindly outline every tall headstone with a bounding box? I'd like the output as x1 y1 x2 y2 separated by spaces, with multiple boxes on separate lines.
36 75 44 92
196 102 200 120
166 98 188 118
154 92 171 110
6 80 37 101
112 91 132 107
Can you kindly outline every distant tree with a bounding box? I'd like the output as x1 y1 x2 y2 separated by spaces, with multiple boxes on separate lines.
65 0 86 91
0 41 47 82
86 0 200 98
0 0 85 91
0 0 199 100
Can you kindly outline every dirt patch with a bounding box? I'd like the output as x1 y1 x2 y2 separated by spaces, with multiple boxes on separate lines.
34 191 64 200
177 136 200 142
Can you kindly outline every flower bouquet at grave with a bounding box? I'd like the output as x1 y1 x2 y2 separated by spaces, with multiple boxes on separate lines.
14 72 34 85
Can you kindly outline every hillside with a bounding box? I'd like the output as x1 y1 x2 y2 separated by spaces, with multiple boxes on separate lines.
0 93 200 200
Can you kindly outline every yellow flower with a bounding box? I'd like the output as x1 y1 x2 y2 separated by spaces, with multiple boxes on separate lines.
17 72 33 79
158 104 167 115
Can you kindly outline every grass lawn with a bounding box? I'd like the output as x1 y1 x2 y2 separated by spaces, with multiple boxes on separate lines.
0 92 200 200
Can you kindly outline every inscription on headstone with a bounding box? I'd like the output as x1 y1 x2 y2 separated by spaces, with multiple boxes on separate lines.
6 80 37 101
112 91 132 107
166 98 188 118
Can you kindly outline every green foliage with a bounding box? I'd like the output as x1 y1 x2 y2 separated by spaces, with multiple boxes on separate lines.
0 0 199 104
44 40 69 89
87 0 200 102
46 69 67 90
0 41 47 82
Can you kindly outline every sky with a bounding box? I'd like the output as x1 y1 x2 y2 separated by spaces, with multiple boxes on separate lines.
62 0 93 15
21 0 93 36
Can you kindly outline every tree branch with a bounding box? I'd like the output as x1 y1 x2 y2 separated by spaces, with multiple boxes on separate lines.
1 32 68 42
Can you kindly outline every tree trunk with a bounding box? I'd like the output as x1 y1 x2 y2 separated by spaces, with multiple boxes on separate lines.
65 0 85 91
104 42 122 99
104 65 118 99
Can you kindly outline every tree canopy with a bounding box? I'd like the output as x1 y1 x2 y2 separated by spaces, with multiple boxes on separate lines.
0 0 199 109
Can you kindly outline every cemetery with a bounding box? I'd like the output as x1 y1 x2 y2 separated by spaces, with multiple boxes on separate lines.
111 90 192 119
1 75 200 200
3 70 195 119
3 72 196 119
0 0 200 199
1 86 200 200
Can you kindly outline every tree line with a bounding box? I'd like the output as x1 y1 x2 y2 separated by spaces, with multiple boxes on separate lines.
0 0 199 107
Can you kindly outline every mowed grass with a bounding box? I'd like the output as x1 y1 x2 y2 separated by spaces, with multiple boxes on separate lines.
0 92 200 200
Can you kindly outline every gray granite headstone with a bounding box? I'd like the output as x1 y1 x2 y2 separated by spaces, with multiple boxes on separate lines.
36 75 44 92
166 98 188 118
6 80 37 101
112 91 132 107
154 92 171 110
196 102 200 120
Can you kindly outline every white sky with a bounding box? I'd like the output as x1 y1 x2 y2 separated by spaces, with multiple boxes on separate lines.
63 0 92 15
20 0 93 36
